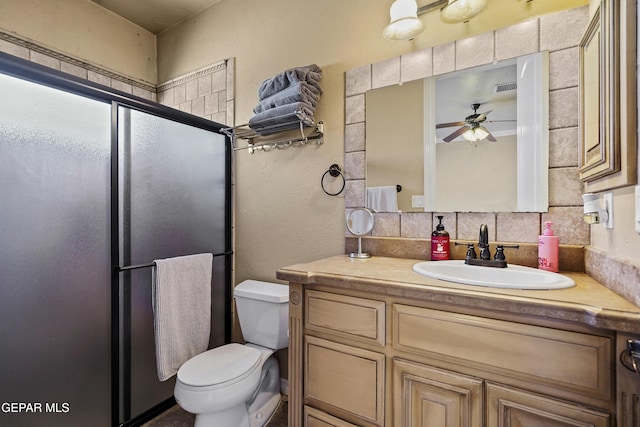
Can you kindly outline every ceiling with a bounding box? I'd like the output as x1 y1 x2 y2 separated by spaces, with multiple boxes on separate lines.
90 0 223 34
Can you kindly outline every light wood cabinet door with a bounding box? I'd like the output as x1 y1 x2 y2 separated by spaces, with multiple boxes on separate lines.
393 359 483 427
487 383 610 427
304 336 385 426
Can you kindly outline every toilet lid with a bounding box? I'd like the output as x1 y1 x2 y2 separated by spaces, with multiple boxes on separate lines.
177 343 261 387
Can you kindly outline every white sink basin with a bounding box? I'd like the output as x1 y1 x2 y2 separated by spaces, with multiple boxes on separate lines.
413 260 575 290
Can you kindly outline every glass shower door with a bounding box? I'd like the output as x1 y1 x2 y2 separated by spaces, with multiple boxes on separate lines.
117 106 229 421
0 73 112 426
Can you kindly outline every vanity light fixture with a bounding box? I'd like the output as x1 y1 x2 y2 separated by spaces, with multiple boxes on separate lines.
440 0 489 23
383 0 424 40
582 192 614 229
383 0 489 41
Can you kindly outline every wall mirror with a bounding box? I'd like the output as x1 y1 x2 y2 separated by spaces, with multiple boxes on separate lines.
366 51 549 213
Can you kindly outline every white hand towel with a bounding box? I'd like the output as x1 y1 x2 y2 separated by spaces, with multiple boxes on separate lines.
152 253 213 381
366 186 398 212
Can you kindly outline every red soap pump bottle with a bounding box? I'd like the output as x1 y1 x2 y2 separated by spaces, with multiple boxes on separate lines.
431 215 450 261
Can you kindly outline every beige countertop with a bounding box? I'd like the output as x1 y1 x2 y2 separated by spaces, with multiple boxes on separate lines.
276 255 640 334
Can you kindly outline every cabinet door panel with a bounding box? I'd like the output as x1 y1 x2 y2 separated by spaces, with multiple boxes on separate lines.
393 359 483 427
487 383 610 427
305 336 385 425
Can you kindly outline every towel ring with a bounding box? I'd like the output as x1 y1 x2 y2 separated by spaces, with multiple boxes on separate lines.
321 164 345 196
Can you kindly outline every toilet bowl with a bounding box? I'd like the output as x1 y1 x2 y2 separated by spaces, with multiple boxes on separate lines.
174 280 289 427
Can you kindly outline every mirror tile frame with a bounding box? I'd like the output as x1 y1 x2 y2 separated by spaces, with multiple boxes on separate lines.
344 6 591 247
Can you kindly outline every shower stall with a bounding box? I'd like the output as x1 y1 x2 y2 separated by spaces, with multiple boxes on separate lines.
0 53 232 426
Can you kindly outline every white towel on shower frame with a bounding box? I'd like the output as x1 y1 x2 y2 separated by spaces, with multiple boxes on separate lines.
152 253 213 381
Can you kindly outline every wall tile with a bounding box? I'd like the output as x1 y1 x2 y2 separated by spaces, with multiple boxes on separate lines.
185 79 199 101
226 58 235 100
87 70 111 87
549 47 579 90
497 213 540 243
205 92 220 115
345 179 365 208
401 212 432 238
540 6 589 52
211 111 226 124
30 51 60 70
455 32 494 70
174 83 187 105
345 123 365 152
457 213 495 241
61 62 87 80
344 151 365 180
158 87 175 106
212 69 226 92
401 48 433 83
549 87 579 129
132 86 155 101
192 96 205 117
549 167 584 206
218 91 227 111
549 127 578 168
345 94 365 124
433 212 458 239
226 100 234 126
199 74 212 96
0 39 28 59
178 101 191 113
495 18 539 61
433 42 455 75
542 206 589 245
372 213 400 237
111 79 132 94
372 57 400 89
346 64 371 96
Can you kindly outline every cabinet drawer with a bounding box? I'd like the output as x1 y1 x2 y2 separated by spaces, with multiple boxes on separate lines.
305 336 385 426
306 290 385 346
305 406 360 427
393 305 612 402
486 383 610 427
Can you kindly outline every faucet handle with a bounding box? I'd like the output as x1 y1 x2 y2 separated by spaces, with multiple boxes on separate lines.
465 243 477 260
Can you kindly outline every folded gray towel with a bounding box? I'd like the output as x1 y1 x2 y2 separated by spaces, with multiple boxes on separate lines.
248 102 315 135
152 253 212 381
258 64 323 100
253 82 320 114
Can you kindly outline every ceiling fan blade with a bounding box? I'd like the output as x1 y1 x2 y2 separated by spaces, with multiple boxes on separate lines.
486 129 497 142
443 126 468 142
436 121 466 129
484 119 516 123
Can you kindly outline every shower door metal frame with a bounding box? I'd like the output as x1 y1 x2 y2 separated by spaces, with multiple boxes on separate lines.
0 52 234 427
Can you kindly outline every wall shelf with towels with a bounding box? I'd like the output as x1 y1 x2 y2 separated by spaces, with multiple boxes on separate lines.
222 121 323 154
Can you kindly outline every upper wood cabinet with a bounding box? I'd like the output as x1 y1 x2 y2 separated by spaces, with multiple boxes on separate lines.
579 0 637 190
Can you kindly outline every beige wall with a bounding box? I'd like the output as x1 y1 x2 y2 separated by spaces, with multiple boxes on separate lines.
0 0 157 85
157 0 593 285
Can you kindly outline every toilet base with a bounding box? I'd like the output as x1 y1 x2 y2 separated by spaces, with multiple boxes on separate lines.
193 403 249 427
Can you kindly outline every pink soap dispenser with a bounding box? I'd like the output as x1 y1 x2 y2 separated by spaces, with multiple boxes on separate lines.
538 221 559 272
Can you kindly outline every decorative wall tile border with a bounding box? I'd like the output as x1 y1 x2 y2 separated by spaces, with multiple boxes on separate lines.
156 60 227 92
0 30 156 93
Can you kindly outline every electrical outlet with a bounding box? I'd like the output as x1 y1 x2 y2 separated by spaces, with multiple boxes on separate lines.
412 195 425 208
635 186 640 234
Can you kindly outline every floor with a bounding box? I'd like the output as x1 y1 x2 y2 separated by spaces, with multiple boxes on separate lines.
141 399 288 427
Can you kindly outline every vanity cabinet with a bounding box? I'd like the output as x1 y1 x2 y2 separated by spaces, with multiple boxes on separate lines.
279 256 640 427
290 286 617 427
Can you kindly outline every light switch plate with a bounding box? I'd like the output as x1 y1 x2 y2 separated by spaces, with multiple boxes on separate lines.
412 195 425 208
635 186 640 234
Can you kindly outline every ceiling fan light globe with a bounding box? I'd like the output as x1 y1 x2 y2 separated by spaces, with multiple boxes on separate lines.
440 0 489 23
474 126 490 140
462 128 478 141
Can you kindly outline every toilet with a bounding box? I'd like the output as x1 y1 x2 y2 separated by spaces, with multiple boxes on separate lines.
174 280 289 427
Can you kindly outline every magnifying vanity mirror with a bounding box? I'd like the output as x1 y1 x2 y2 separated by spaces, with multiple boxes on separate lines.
346 208 374 258
366 51 549 213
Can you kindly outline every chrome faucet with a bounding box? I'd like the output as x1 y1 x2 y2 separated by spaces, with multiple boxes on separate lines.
461 224 519 268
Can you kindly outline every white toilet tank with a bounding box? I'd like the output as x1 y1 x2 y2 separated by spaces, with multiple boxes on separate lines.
233 280 289 350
